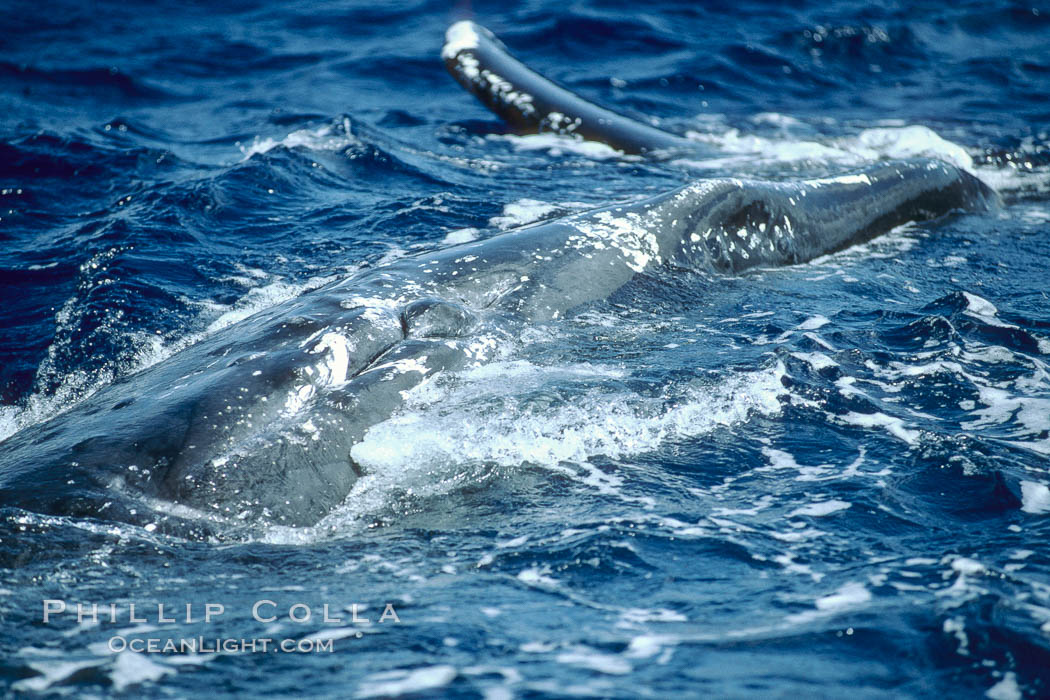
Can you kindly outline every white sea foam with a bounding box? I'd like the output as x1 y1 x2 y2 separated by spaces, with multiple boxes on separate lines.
789 500 851 518
486 109 1045 201
556 646 632 675
240 119 356 159
110 651 174 693
490 133 624 160
489 198 561 230
260 361 787 539
951 557 986 576
986 672 1022 700
356 665 457 698
791 351 838 371
840 411 920 444
442 227 479 244
204 279 314 333
1020 481 1050 514
962 292 1000 320
349 362 785 475
798 315 830 330
852 126 973 170
964 386 1050 450
12 657 107 693
974 164 1050 195
682 121 975 172
517 566 561 588
815 581 872 611
1019 207 1050 224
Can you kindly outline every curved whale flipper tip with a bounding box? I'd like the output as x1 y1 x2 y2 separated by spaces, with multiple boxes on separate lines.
441 20 696 155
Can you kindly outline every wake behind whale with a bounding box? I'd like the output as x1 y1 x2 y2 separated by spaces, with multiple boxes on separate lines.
0 22 997 535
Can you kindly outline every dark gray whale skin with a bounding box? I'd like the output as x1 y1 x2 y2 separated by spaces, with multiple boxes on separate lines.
0 24 998 534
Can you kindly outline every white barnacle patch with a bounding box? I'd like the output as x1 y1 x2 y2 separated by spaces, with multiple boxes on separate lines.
367 357 431 381
284 383 315 415
340 295 400 312
300 418 321 441
445 25 538 119
477 68 536 116
465 335 499 364
442 21 480 61
361 306 401 331
542 111 583 135
456 52 481 80
283 329 363 416
572 210 661 273
672 180 716 202
804 173 873 187
311 332 352 385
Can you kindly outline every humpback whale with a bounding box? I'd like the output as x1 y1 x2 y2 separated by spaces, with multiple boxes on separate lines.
0 22 997 533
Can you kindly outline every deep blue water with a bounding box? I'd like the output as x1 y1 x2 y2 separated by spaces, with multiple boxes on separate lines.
2 0 1050 696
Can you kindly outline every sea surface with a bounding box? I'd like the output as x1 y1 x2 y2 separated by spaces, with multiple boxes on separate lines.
2 0 1050 696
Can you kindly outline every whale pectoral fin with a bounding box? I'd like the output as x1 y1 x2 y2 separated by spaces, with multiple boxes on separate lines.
443 21 694 155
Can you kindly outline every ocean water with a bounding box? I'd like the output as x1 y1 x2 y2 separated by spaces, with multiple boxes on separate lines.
2 0 1050 696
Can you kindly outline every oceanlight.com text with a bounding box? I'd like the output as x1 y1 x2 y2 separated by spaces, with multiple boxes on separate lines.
107 636 339 654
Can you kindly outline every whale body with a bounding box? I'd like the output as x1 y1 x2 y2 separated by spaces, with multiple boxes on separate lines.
0 23 998 533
